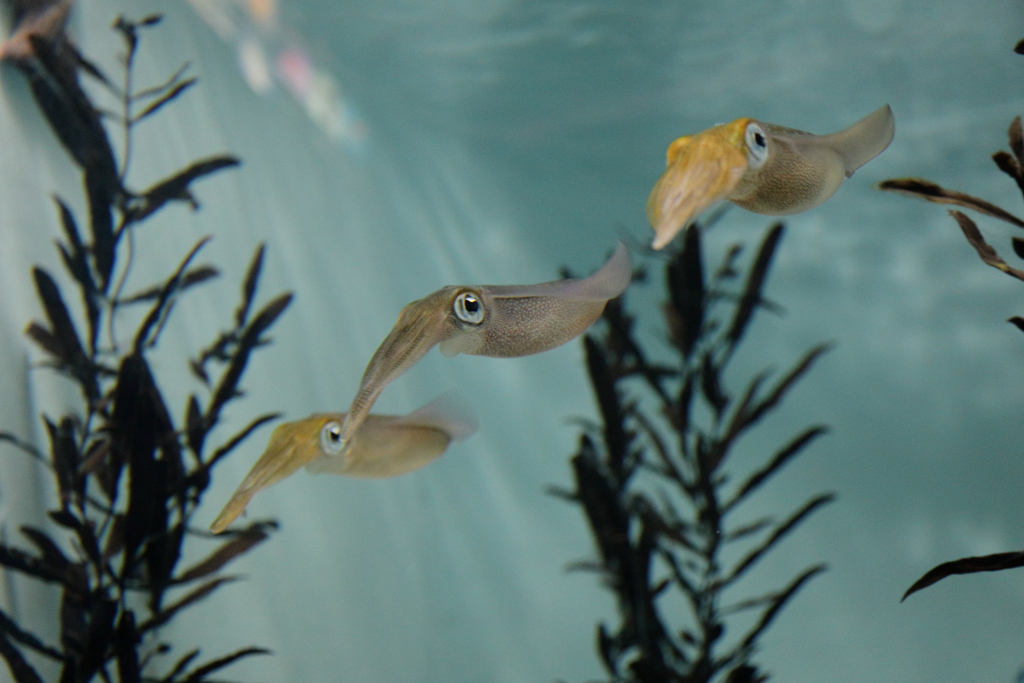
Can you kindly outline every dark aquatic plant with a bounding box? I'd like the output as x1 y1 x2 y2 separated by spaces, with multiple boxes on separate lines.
0 14 289 682
552 221 833 682
878 37 1024 602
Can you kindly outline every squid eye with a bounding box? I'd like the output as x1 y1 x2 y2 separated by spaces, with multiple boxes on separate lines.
453 292 485 325
320 421 344 455
745 122 768 167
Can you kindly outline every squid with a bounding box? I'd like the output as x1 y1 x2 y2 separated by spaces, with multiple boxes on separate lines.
647 105 895 249
330 242 632 459
210 395 477 533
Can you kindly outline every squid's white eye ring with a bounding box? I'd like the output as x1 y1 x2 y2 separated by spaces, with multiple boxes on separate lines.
453 292 485 325
745 122 769 167
320 421 344 455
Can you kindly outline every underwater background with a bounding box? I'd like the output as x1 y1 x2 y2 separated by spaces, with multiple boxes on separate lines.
0 0 1023 681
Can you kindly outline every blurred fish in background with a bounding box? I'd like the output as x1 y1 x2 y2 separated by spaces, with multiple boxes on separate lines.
0 0 73 62
182 0 367 150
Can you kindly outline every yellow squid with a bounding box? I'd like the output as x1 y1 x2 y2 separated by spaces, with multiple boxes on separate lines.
330 242 632 459
210 395 477 533
647 105 895 249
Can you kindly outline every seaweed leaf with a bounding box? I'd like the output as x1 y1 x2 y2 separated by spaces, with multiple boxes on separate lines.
544 485 577 503
31 267 98 401
949 210 1024 281
878 178 1024 229
160 649 199 683
596 623 619 676
18 527 70 574
660 549 700 601
19 36 120 290
133 238 211 352
0 432 48 466
569 436 630 572
23 323 64 363
715 243 744 281
148 523 187 612
992 151 1024 196
186 395 206 458
180 647 271 683
103 514 126 561
0 544 77 587
114 611 141 683
730 564 827 656
113 354 176 573
204 293 292 428
1008 116 1024 170
114 14 139 54
72 46 116 91
583 335 629 481
119 266 219 305
174 522 274 584
601 296 673 402
726 344 832 441
675 371 695 437
90 438 124 505
86 169 117 292
53 197 101 352
48 509 80 530
236 244 265 327
59 580 87 656
44 417 80 505
902 550 1024 601
724 664 769 683
76 599 118 682
21 36 121 200
722 494 835 587
201 412 280 473
73 520 102 576
0 633 44 683
631 410 690 492
130 77 196 123
0 608 62 660
1012 237 1024 260
719 369 770 442
699 353 729 417
133 62 191 101
724 426 829 512
726 223 783 346
138 577 238 634
124 156 240 224
665 224 705 358
723 517 774 544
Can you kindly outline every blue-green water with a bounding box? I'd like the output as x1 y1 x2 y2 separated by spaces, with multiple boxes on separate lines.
1 1 1023 681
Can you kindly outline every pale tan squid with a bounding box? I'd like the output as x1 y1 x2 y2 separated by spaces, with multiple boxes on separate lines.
647 104 895 250
210 395 477 533
329 242 632 460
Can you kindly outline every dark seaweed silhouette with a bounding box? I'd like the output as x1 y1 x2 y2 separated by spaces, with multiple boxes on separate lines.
0 15 288 681
879 42 1024 601
552 222 833 682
